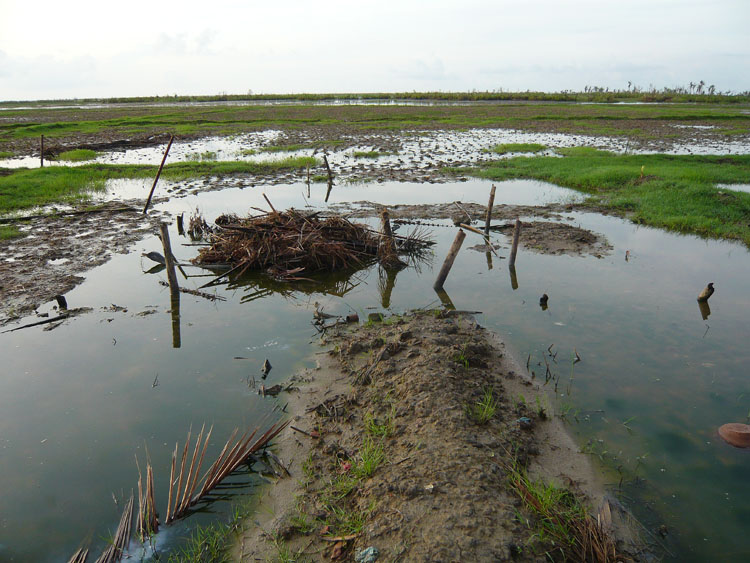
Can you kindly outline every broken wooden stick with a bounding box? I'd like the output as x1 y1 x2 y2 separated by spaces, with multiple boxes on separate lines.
484 184 496 236
323 154 334 202
433 229 466 291
508 218 522 268
143 135 174 214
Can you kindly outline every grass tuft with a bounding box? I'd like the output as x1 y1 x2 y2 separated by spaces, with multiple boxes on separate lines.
465 386 498 425
489 143 546 155
54 149 98 162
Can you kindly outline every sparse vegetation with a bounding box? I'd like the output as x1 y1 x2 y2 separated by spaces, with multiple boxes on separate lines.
489 143 546 155
54 149 98 161
353 150 387 158
475 152 750 246
465 387 498 425
352 435 386 478
506 458 620 561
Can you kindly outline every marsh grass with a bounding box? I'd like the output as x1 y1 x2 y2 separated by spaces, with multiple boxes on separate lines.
506 458 619 562
186 150 217 161
0 225 21 240
352 435 385 478
353 150 387 158
475 152 750 245
489 143 546 155
0 157 317 213
465 387 498 425
0 150 14 158
54 149 98 161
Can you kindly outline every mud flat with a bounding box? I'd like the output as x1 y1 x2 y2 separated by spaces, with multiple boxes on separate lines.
237 310 640 561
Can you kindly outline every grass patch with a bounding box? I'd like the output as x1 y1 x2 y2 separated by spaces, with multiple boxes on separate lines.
364 406 395 439
166 498 255 562
489 143 546 155
237 148 257 156
186 150 217 161
506 459 619 561
465 387 498 425
474 152 750 246
0 157 317 213
54 149 98 161
353 150 387 158
0 225 22 240
0 151 13 158
351 435 385 478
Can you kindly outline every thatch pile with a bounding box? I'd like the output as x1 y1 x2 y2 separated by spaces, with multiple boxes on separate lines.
193 209 429 280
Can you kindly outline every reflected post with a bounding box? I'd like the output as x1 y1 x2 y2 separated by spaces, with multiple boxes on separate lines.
509 265 519 290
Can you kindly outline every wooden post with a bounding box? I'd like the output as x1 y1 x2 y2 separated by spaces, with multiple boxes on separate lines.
434 287 456 310
306 163 311 198
159 223 181 348
40 135 44 168
176 213 184 236
509 265 519 290
484 184 496 236
433 229 466 291
159 223 179 290
508 219 521 268
143 135 174 214
323 154 334 202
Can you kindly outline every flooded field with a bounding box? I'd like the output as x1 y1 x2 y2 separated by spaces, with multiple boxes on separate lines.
1 170 750 560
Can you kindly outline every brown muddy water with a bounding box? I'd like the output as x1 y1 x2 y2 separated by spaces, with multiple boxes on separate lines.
2 175 750 561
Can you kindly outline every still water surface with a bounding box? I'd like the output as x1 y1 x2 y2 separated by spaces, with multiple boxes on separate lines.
2 178 749 561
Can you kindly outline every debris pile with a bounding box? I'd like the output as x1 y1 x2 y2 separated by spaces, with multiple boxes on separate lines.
192 209 431 280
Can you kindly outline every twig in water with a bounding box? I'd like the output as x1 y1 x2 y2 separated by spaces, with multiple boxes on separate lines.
152 374 159 388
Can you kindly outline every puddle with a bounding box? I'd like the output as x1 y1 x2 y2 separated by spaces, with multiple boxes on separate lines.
3 125 749 171
717 183 750 194
2 178 750 561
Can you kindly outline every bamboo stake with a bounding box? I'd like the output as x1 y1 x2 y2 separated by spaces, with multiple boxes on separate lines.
509 218 522 268
323 154 334 202
143 135 174 214
509 265 519 290
40 135 44 168
433 229 466 291
165 443 177 524
484 184 496 236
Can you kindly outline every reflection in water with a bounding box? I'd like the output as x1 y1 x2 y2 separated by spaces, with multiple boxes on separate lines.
485 250 493 270
434 287 456 310
539 293 549 311
378 266 401 308
698 299 711 320
509 265 519 290
170 289 181 348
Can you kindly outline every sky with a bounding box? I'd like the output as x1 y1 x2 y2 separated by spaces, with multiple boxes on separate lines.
1 0 748 101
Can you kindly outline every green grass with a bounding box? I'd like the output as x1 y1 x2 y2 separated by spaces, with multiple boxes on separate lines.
54 149 97 161
506 458 617 560
473 152 750 246
353 150 387 158
186 150 217 161
489 143 546 155
351 435 385 478
0 225 21 240
364 407 395 439
0 151 13 158
465 387 498 425
0 157 317 213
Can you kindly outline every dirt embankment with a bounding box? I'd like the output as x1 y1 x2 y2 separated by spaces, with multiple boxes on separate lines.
237 311 638 562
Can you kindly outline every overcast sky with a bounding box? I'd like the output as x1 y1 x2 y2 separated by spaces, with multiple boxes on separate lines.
1 0 748 101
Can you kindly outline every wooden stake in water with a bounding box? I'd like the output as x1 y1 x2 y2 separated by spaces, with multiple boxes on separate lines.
143 135 174 214
433 229 466 291
508 218 521 268
159 223 181 348
323 154 334 202
40 135 44 168
484 184 496 236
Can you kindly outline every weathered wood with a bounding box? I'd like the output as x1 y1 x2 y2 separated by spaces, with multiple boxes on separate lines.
433 229 466 290
323 154 334 202
509 265 519 290
143 135 174 214
484 184 496 236
263 192 278 214
40 135 44 168
508 218 522 268
160 223 181 348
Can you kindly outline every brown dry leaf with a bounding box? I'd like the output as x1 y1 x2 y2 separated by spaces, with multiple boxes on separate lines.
330 540 344 560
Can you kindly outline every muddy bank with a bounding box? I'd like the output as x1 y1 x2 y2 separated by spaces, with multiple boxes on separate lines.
237 311 639 561
0 203 167 324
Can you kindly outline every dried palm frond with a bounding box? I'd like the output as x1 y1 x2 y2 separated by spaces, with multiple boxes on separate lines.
95 493 133 563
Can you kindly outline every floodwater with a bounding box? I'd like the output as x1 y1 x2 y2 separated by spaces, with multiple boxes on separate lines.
2 176 750 561
2 124 749 171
